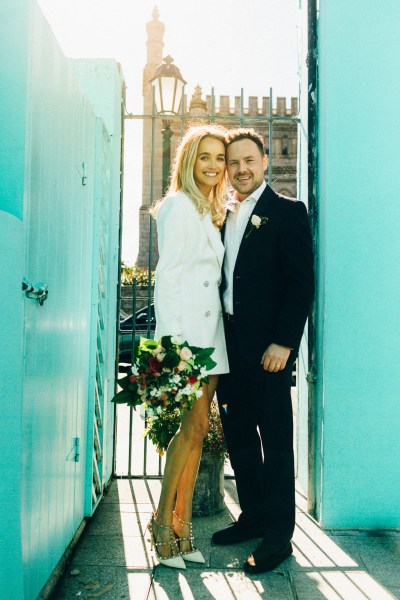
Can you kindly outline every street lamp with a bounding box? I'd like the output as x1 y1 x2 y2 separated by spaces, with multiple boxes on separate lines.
150 55 186 115
150 55 186 193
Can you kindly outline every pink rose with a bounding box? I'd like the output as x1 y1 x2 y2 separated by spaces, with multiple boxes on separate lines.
180 347 192 361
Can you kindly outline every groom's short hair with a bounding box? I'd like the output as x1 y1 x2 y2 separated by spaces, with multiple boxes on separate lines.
225 128 266 157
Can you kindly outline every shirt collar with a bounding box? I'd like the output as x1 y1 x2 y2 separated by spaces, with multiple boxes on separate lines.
232 180 266 205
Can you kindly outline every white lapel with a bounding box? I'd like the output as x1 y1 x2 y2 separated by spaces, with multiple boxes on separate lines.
201 213 225 268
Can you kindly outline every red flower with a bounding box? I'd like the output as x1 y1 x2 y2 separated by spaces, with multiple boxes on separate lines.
130 373 145 384
188 375 198 384
148 356 162 373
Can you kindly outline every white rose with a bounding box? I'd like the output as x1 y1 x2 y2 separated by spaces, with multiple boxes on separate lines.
177 361 186 371
180 347 192 361
196 390 203 399
251 214 262 228
153 345 164 355
156 352 166 362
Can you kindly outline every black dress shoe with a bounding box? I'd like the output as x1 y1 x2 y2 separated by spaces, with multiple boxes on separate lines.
212 522 262 545
243 541 293 574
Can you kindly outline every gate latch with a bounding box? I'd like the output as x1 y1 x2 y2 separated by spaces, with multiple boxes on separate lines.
22 279 49 305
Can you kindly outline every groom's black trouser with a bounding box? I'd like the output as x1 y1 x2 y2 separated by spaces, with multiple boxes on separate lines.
217 319 296 547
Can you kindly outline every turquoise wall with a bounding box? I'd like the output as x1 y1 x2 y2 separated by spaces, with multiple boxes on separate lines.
0 214 25 599
0 2 122 598
0 0 31 219
72 59 123 487
0 2 31 597
316 1 400 527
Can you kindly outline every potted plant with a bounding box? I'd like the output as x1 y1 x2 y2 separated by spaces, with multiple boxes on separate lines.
145 398 228 516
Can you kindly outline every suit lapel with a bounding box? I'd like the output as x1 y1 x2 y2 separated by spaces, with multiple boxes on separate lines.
201 213 225 268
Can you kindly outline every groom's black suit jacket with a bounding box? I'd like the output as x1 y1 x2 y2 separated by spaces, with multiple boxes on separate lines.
221 185 315 364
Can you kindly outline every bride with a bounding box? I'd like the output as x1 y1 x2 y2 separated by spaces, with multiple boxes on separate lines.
149 124 229 568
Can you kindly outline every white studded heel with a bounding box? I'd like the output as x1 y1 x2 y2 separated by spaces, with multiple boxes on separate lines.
148 514 186 569
173 511 206 564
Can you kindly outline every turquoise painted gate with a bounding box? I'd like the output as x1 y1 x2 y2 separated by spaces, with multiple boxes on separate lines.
17 5 123 596
85 119 114 515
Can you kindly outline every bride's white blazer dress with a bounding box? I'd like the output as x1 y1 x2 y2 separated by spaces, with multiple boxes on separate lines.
154 191 229 375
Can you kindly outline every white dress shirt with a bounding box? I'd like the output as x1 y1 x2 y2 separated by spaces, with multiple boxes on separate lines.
223 181 266 314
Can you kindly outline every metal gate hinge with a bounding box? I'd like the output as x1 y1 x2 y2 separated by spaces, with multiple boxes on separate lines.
22 278 49 305
306 371 317 384
74 437 80 462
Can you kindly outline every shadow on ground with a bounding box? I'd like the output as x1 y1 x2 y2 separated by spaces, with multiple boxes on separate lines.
53 479 400 600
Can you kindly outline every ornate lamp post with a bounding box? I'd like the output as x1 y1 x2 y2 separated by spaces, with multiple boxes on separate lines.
150 55 186 193
150 55 186 115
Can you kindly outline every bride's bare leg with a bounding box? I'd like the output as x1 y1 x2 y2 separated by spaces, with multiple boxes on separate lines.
154 377 218 554
173 376 219 549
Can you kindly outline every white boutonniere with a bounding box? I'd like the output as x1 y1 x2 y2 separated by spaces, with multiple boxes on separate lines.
245 214 269 238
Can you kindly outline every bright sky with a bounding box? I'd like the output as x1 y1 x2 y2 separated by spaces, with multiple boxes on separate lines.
37 0 301 262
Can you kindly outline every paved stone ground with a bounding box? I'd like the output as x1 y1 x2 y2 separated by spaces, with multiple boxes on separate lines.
53 479 400 600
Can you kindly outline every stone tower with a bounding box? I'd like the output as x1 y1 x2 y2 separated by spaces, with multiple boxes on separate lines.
136 8 298 269
137 6 165 268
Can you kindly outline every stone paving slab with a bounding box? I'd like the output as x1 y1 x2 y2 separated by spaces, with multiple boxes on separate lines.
330 533 400 587
96 502 155 514
53 480 400 600
209 539 263 570
101 479 162 505
53 566 153 600
151 567 293 600
70 534 154 569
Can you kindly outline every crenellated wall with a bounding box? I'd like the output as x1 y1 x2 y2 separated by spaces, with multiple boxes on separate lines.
204 94 298 117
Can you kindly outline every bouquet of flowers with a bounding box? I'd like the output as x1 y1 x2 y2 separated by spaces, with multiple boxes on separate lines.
112 335 216 416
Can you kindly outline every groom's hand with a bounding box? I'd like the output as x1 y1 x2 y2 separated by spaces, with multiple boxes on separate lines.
261 343 291 372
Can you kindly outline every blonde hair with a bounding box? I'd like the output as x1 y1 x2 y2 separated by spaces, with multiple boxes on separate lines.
153 124 228 227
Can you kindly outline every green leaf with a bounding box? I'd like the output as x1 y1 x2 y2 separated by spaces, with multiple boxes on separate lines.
139 337 158 351
160 335 173 350
203 357 217 370
162 351 180 369
111 389 138 405
189 345 204 355
116 375 131 390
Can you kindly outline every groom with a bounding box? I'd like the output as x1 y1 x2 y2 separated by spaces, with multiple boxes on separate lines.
214 129 315 573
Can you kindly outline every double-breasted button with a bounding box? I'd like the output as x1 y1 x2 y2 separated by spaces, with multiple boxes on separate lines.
203 281 209 287
205 311 211 317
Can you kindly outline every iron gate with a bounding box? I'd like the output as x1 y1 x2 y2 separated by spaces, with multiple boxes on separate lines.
114 87 301 478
